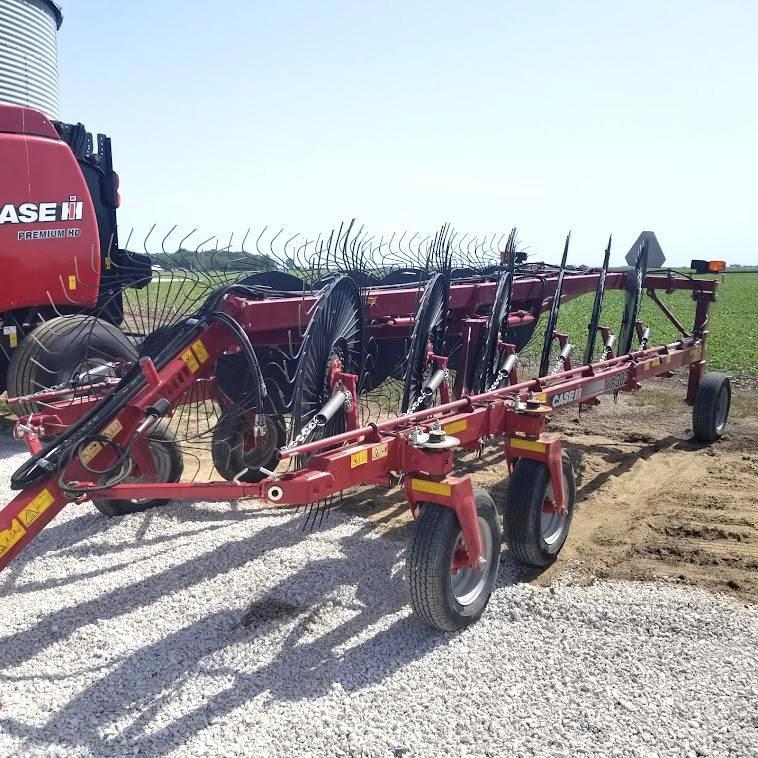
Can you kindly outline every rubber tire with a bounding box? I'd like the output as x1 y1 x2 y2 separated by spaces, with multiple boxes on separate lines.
211 409 285 483
0 349 7 395
693 372 731 442
407 487 501 632
7 315 137 416
92 421 184 517
503 450 576 568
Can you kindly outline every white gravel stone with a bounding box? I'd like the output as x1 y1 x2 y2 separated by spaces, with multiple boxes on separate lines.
0 436 757 757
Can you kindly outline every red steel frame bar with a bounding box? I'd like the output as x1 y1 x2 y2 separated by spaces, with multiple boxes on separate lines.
228 273 716 344
0 271 717 573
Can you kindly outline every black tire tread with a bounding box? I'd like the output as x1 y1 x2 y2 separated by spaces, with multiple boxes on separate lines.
211 410 285 483
693 372 731 442
7 315 136 415
93 420 184 517
408 486 500 632
503 451 575 568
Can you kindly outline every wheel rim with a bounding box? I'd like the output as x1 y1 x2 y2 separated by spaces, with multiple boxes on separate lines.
450 516 493 606
715 386 729 434
541 473 568 547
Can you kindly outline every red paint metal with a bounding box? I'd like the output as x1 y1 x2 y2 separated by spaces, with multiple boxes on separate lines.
404 474 484 569
0 132 101 312
0 105 59 139
0 271 720 574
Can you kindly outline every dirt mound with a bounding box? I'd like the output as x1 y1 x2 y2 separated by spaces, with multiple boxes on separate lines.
543 387 758 601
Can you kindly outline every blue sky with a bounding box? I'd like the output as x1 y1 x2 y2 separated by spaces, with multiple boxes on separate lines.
57 0 757 265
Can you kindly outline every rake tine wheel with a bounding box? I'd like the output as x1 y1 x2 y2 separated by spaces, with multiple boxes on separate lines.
401 273 449 413
471 228 517 394
289 276 365 465
537 233 571 378
583 235 612 365
618 238 650 356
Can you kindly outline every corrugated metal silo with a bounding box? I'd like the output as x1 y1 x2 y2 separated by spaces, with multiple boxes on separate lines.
0 0 63 120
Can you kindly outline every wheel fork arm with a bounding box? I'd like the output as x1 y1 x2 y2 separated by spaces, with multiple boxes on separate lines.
505 435 566 514
404 474 484 570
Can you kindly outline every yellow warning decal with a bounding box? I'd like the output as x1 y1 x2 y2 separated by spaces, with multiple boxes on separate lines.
18 489 54 528
366 296 378 306
0 519 25 558
371 442 389 461
105 256 111 270
103 419 123 439
79 440 103 465
68 275 77 290
533 392 548 404
509 438 546 453
444 419 467 435
181 349 200 373
351 449 368 468
80 420 124 466
192 339 209 364
9 332 17 348
411 478 452 497
650 357 661 367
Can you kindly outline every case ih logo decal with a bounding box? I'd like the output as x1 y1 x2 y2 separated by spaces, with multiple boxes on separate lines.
0 195 83 224
0 196 83 240
551 388 581 407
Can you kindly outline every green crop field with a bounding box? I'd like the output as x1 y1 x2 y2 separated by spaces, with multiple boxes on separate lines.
528 272 757 379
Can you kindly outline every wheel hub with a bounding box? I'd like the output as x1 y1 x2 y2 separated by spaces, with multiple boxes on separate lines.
450 516 493 605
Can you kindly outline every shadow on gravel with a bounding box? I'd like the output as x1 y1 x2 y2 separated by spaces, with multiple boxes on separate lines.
0 507 531 756
0 499 273 598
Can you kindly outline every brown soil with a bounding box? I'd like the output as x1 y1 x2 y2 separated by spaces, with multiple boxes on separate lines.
339 382 758 603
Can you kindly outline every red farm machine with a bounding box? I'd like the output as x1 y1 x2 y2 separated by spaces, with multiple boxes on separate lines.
0 104 732 631
0 104 151 394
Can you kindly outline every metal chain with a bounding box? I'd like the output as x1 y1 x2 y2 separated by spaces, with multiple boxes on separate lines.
283 416 321 451
404 368 449 416
487 369 507 393
284 387 353 451
406 392 428 416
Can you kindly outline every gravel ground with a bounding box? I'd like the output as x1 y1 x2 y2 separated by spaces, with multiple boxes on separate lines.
1 436 757 758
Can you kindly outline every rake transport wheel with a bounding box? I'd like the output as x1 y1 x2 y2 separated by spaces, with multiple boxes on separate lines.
7 315 137 416
471 269 513 394
211 407 286 482
503 450 576 567
408 487 501 632
92 421 184 517
290 275 364 451
693 372 731 442
401 273 448 413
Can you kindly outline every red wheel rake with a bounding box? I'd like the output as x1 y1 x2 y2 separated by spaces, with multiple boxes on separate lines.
0 226 730 632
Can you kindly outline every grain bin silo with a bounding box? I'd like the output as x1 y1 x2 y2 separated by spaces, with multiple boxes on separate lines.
0 0 63 120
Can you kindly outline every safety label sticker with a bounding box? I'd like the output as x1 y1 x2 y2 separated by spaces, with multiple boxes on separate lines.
18 489 54 528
